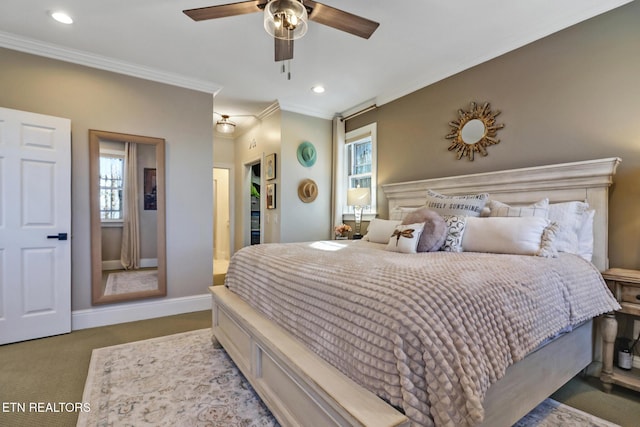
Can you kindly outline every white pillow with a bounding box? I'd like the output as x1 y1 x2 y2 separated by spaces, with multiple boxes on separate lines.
488 198 549 218
365 218 401 244
577 209 595 262
385 222 425 254
548 201 590 254
425 189 489 217
461 216 552 256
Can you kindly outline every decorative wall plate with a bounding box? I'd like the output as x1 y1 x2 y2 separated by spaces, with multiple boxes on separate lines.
445 102 504 161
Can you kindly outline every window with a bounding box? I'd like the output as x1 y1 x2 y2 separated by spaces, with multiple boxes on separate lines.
99 154 124 221
343 123 377 215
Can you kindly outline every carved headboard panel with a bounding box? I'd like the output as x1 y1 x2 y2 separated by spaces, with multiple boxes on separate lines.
381 158 621 271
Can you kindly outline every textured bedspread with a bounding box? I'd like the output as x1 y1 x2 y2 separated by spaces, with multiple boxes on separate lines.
225 240 620 427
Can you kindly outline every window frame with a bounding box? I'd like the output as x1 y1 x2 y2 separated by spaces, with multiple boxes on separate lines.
341 123 377 219
98 147 125 224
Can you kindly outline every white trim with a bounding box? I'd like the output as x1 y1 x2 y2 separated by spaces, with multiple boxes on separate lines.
279 101 333 120
0 31 222 95
257 101 281 120
341 123 377 216
71 293 211 330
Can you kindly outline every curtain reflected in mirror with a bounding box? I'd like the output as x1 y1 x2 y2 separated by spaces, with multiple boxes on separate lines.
89 130 166 305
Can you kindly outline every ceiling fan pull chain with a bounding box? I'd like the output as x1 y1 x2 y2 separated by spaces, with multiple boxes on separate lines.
288 60 291 80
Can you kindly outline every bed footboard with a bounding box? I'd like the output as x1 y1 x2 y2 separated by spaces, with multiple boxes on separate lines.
209 286 410 427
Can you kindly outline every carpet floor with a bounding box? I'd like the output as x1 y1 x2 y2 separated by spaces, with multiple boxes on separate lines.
1 310 639 426
77 328 619 427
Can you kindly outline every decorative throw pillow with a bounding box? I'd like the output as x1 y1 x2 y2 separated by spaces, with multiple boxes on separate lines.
441 215 467 252
365 218 401 244
425 189 489 217
385 222 425 254
488 198 549 218
461 216 552 256
401 208 447 252
548 201 590 254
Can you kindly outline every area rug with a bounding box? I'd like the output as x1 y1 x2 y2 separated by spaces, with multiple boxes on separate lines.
104 270 158 295
78 329 620 427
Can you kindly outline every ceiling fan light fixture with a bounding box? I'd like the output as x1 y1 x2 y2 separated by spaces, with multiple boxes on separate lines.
216 115 236 134
264 0 308 41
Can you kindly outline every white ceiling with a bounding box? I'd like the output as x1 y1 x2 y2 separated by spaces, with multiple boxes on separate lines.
0 0 632 134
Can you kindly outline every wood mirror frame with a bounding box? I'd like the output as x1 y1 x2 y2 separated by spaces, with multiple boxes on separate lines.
89 130 167 305
445 101 504 161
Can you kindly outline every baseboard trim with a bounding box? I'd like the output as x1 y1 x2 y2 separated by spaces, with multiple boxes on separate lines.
72 294 211 330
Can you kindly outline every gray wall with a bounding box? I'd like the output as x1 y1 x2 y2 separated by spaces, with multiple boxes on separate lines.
231 108 332 248
229 108 332 250
280 111 333 243
347 1 640 269
0 47 214 310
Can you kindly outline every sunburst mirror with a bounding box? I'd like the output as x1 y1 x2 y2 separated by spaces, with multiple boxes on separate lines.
445 102 504 161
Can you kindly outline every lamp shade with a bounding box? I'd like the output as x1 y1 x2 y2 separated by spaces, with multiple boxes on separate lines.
216 115 236 134
264 0 308 41
347 187 371 206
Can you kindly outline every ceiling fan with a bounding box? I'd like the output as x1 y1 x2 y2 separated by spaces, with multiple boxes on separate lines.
183 0 379 62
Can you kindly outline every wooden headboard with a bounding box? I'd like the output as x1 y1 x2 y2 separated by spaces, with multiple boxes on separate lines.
381 158 621 271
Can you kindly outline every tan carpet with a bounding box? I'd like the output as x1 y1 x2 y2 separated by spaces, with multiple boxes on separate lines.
0 311 211 427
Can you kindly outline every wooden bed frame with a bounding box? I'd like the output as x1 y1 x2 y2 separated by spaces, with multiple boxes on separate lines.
210 157 620 427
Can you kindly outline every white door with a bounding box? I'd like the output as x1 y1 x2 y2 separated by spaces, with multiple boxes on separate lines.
0 107 71 345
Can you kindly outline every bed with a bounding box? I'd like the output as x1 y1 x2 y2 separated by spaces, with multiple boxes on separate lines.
209 157 621 427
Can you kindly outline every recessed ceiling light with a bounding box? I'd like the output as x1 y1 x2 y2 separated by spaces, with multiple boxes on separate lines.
51 11 73 24
311 85 325 94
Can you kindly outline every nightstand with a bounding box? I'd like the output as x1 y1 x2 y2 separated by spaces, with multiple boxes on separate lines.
601 268 640 393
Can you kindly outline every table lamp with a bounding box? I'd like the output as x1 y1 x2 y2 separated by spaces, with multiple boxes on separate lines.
347 187 371 239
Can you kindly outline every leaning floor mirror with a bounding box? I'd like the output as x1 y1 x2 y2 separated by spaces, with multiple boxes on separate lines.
89 130 167 305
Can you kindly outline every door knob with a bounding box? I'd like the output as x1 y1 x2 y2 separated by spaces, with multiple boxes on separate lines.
47 233 68 241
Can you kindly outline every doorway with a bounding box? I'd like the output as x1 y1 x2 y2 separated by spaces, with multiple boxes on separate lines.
250 162 261 245
213 167 232 280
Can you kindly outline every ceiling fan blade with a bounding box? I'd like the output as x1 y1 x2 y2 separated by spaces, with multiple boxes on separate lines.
183 0 265 21
305 0 379 39
275 38 294 62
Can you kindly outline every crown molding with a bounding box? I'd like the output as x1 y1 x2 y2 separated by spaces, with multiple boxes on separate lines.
278 100 334 120
257 101 280 120
0 31 222 95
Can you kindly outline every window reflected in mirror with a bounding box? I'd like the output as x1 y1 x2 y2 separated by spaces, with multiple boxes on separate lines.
89 130 166 305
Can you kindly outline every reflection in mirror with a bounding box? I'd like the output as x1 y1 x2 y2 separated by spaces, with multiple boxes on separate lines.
446 101 504 161
89 130 166 305
460 119 486 145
